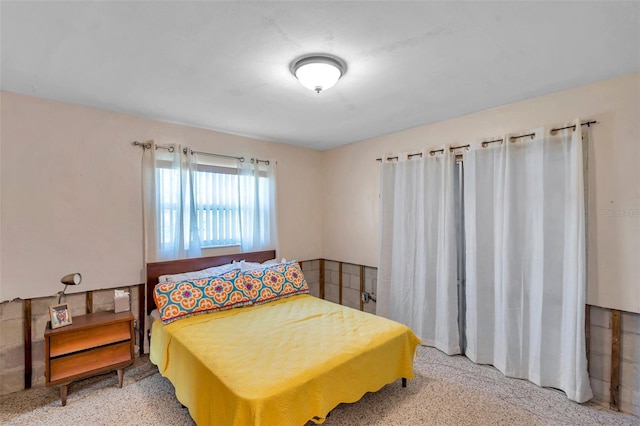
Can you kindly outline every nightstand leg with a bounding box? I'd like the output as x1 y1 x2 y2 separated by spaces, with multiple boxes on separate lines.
117 369 124 388
60 385 68 406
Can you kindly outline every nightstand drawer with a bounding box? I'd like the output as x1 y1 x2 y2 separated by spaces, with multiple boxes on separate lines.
49 341 132 383
49 321 132 357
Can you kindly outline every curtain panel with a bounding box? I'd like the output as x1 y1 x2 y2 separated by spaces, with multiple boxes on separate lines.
377 149 460 355
239 159 278 252
142 142 202 261
463 120 592 402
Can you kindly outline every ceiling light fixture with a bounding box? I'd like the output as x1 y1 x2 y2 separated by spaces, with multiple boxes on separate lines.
290 54 346 94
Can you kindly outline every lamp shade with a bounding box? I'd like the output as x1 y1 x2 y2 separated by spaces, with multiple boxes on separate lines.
60 273 82 286
291 55 346 94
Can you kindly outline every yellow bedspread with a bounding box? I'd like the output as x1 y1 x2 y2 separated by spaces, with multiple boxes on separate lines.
150 294 420 426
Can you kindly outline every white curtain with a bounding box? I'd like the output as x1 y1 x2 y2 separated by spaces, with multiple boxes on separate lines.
142 142 201 261
463 119 592 402
377 149 460 355
238 158 278 252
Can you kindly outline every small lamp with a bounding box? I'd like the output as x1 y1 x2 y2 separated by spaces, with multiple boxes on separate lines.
59 273 82 303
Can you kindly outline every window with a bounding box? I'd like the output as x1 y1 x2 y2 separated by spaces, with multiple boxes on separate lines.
193 164 241 247
156 162 242 249
144 143 276 260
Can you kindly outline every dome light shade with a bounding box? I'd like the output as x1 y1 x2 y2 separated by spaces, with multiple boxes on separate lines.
291 55 346 94
58 272 82 303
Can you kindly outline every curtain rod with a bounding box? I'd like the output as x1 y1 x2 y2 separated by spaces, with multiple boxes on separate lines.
132 141 175 152
375 120 598 162
189 150 270 165
133 141 274 165
191 151 271 165
184 148 245 162
132 140 151 149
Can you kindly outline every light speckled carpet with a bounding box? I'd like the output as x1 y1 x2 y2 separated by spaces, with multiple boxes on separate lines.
1 346 638 425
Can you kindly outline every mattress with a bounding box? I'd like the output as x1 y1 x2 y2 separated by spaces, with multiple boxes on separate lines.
150 294 420 425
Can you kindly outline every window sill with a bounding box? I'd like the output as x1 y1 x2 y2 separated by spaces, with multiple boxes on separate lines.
200 244 241 249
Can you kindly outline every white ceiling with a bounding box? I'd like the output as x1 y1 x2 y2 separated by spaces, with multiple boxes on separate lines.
2 1 639 151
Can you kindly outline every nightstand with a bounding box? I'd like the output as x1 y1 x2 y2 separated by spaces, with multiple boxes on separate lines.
44 310 135 406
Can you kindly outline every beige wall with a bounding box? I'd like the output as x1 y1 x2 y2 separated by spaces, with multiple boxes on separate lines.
0 92 322 301
322 72 640 314
2 73 639 312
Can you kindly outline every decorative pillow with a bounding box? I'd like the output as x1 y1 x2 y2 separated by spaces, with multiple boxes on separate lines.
154 269 252 324
157 262 238 283
243 261 309 305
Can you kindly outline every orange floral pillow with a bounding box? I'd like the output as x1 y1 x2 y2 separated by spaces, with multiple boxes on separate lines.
154 269 252 324
244 261 309 305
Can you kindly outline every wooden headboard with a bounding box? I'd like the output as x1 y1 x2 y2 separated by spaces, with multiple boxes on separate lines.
145 250 276 314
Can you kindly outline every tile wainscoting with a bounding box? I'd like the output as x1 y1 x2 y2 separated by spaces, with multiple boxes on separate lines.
299 259 377 314
588 306 640 416
299 260 639 418
1 262 638 418
0 285 142 395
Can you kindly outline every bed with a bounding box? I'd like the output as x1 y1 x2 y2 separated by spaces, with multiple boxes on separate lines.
147 250 420 425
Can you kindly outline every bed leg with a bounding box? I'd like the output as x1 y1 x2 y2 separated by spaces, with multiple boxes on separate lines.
402 378 407 388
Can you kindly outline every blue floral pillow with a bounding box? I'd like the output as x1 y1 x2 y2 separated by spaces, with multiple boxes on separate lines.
243 261 309 305
154 269 252 324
